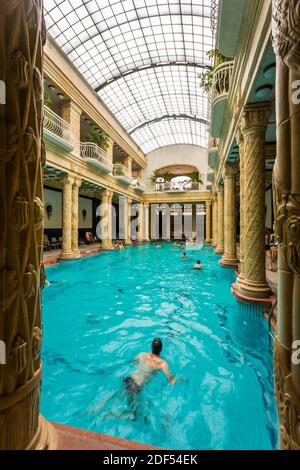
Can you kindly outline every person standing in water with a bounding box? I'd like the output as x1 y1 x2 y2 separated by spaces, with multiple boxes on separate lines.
123 338 176 394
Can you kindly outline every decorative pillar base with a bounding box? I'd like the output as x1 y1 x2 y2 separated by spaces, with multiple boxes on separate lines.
72 249 81 259
215 248 224 255
205 238 212 243
60 251 76 261
125 239 132 246
231 282 273 306
101 243 113 250
220 255 238 267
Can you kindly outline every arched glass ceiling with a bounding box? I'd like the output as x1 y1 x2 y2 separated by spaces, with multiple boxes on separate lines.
44 0 216 154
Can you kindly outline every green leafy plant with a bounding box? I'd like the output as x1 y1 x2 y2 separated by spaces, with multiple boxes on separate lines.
198 48 230 94
149 169 172 183
114 162 125 176
44 89 52 108
86 129 110 151
189 171 202 183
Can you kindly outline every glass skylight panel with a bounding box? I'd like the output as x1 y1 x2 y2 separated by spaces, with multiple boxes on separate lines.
44 0 215 152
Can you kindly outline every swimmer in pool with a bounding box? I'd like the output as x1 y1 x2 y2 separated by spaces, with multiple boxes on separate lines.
182 252 187 260
192 260 202 270
123 338 176 394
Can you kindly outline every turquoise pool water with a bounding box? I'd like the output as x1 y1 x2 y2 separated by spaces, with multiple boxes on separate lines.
41 243 278 450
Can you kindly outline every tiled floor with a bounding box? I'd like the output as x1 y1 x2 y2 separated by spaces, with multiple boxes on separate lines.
43 244 102 266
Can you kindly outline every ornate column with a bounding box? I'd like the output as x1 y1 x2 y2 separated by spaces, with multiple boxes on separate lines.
212 194 218 247
71 178 81 258
60 100 81 156
236 127 246 282
101 189 113 250
125 197 133 244
236 103 272 300
144 203 150 242
124 155 132 176
107 137 114 162
0 1 55 449
137 203 144 242
272 0 300 449
220 164 238 266
60 174 75 260
205 200 212 243
215 184 224 254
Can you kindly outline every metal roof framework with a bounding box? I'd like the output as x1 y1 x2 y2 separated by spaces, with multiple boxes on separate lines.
44 0 215 154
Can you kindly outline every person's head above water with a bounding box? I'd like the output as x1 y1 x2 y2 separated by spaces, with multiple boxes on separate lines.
197 260 201 264
152 338 163 356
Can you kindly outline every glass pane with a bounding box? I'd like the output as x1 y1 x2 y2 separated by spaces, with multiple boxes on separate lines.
44 0 216 152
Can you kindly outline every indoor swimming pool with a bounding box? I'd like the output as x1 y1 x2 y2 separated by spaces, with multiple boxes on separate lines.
41 243 278 450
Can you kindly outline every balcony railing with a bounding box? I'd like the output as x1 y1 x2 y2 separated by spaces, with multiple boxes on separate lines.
43 106 74 151
113 164 133 186
156 182 202 193
80 142 113 174
210 61 234 99
132 177 146 193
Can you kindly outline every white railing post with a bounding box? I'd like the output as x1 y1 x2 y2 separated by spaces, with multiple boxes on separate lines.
210 60 234 99
80 142 113 171
43 106 73 146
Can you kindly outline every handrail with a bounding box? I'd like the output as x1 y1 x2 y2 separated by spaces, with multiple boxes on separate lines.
80 142 113 169
210 60 234 98
156 182 202 192
43 106 73 145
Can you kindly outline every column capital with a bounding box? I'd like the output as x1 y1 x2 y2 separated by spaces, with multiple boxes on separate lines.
206 199 212 206
242 102 271 136
60 98 82 115
235 126 244 146
223 163 237 179
102 188 113 201
73 177 82 188
144 202 150 209
61 173 75 187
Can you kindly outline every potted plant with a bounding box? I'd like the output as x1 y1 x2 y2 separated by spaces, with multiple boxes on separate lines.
149 169 162 183
86 129 110 151
114 162 124 176
199 48 230 95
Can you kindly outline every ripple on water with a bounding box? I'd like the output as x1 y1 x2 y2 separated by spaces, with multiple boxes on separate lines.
42 243 278 450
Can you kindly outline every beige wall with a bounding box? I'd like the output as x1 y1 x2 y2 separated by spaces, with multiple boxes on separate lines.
44 188 62 229
79 197 93 228
144 144 209 191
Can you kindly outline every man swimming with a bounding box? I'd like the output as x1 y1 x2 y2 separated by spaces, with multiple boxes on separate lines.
192 260 202 270
123 338 175 394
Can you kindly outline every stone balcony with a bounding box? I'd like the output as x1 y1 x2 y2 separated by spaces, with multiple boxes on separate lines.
80 142 113 174
210 61 234 138
208 137 220 169
156 181 203 193
113 163 133 186
43 106 74 152
132 177 146 193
